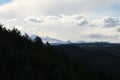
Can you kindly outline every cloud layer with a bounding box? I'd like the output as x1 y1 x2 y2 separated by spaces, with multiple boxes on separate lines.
24 17 44 23
24 15 120 28
0 0 120 17
24 14 89 26
1 14 120 42
0 0 120 42
91 16 120 27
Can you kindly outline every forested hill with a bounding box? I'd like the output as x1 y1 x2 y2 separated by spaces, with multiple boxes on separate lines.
0 24 120 80
54 43 120 74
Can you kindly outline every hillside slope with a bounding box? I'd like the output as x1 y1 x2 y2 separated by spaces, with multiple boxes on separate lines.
54 43 120 75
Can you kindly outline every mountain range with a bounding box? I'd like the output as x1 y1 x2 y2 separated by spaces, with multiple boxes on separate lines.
30 35 87 45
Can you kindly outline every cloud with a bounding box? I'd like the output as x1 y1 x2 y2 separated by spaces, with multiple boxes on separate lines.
0 0 120 18
24 17 44 23
45 16 60 21
24 14 89 26
59 14 89 26
24 16 61 23
59 15 73 23
22 14 120 29
88 34 119 39
71 14 87 20
71 14 88 26
117 28 120 32
88 34 110 39
91 16 120 27
7 18 18 22
103 16 120 27
76 20 88 26
24 15 120 27
1 15 120 42
15 26 24 30
1 0 120 42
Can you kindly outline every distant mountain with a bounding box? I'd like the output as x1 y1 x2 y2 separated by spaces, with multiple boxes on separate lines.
30 35 74 45
30 35 119 45
42 37 64 44
30 34 37 40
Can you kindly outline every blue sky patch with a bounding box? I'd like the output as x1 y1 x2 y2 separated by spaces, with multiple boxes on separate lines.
0 0 11 5
111 3 120 11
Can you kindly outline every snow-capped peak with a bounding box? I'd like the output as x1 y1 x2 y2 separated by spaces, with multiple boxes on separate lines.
30 35 87 45
30 35 65 44
41 37 64 44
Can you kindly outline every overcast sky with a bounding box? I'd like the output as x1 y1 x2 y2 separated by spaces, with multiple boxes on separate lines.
0 0 120 42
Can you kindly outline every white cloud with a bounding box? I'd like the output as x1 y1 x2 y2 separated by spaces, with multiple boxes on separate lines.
24 14 89 26
76 20 88 26
71 14 87 20
117 28 120 32
7 18 18 22
59 15 73 23
24 17 44 23
45 16 60 21
23 15 120 28
1 0 120 42
90 34 108 38
103 16 120 27
71 14 88 26
15 26 24 31
58 14 89 26
91 16 120 27
1 15 120 42
85 33 120 42
0 0 120 17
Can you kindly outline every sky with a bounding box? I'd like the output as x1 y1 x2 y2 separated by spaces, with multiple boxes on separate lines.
0 0 120 42
0 0 11 5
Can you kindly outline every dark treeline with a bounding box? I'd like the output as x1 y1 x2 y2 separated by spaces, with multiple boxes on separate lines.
0 24 120 80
